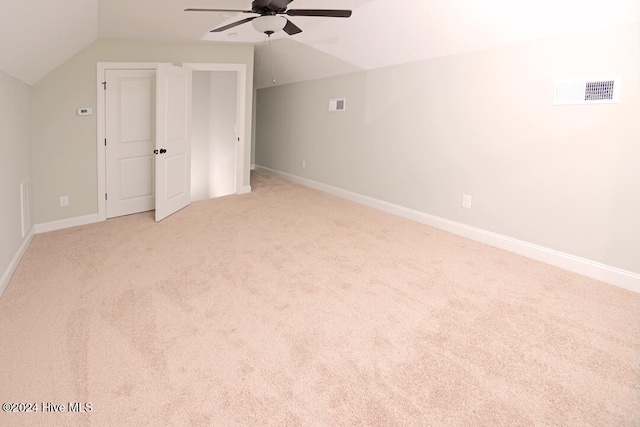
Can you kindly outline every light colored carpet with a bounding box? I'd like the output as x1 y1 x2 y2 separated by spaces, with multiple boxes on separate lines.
1 171 639 426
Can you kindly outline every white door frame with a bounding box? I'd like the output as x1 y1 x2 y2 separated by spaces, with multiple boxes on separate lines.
97 62 247 222
182 63 247 200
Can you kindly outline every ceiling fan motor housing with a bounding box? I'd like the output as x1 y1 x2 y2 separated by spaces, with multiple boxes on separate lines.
252 0 289 14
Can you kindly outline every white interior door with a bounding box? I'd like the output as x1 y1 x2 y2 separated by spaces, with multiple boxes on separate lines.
155 64 193 222
105 69 156 218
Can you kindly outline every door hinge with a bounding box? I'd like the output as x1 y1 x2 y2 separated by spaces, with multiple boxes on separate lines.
105 193 108 200
102 81 107 90
104 138 107 146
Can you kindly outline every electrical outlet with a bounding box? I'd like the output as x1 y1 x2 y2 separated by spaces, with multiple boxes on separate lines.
302 160 306 169
462 194 472 209
60 196 69 207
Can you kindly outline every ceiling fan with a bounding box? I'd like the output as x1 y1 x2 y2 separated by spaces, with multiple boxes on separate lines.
185 0 352 36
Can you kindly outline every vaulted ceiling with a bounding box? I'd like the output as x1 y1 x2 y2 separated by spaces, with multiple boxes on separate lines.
1 0 638 86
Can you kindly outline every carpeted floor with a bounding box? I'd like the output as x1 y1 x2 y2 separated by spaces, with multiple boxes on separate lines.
1 171 639 426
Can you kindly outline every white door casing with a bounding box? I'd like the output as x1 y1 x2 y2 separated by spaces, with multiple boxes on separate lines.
105 69 156 218
154 64 193 222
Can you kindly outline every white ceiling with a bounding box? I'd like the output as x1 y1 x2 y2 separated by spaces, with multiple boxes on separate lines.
1 0 638 86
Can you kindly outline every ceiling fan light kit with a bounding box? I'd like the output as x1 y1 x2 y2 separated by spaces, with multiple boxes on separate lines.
252 15 287 35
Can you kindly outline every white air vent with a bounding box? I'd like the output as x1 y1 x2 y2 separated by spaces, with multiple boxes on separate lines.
329 98 346 112
553 76 620 105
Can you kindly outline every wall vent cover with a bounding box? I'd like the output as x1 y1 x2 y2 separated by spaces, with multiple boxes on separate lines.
554 76 620 105
329 98 346 112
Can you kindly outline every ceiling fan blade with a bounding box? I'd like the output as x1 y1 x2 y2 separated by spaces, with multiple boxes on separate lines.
283 19 302 35
185 8 254 14
286 9 352 18
210 17 257 32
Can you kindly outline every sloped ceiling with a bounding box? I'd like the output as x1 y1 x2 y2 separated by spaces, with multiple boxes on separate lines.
0 0 98 85
252 0 640 87
1 0 638 86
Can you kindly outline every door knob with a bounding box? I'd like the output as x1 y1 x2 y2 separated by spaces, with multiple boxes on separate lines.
154 149 159 154
160 148 167 154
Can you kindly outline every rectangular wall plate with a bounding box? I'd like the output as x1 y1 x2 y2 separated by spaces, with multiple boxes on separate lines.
553 76 620 105
462 194 472 209
329 98 346 112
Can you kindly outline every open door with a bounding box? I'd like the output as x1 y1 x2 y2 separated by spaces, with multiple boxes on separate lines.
155 64 193 222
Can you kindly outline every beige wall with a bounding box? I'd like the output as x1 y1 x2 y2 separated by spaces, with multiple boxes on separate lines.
0 70 31 281
30 39 254 224
256 23 640 274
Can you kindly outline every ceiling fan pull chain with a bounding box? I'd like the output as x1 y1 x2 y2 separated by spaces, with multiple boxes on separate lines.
268 34 276 84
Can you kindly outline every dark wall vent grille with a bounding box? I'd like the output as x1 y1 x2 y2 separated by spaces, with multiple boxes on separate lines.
585 80 615 101
554 77 620 105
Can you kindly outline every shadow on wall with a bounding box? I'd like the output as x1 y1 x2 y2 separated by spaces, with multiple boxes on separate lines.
253 37 363 89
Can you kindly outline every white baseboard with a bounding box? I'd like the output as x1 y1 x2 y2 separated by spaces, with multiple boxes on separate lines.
256 165 640 293
237 185 252 195
0 227 35 298
34 213 102 234
250 164 256 170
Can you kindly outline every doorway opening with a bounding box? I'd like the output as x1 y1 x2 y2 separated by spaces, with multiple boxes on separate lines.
191 70 238 200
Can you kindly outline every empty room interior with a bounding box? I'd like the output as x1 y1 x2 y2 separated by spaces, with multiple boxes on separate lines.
1 0 639 425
